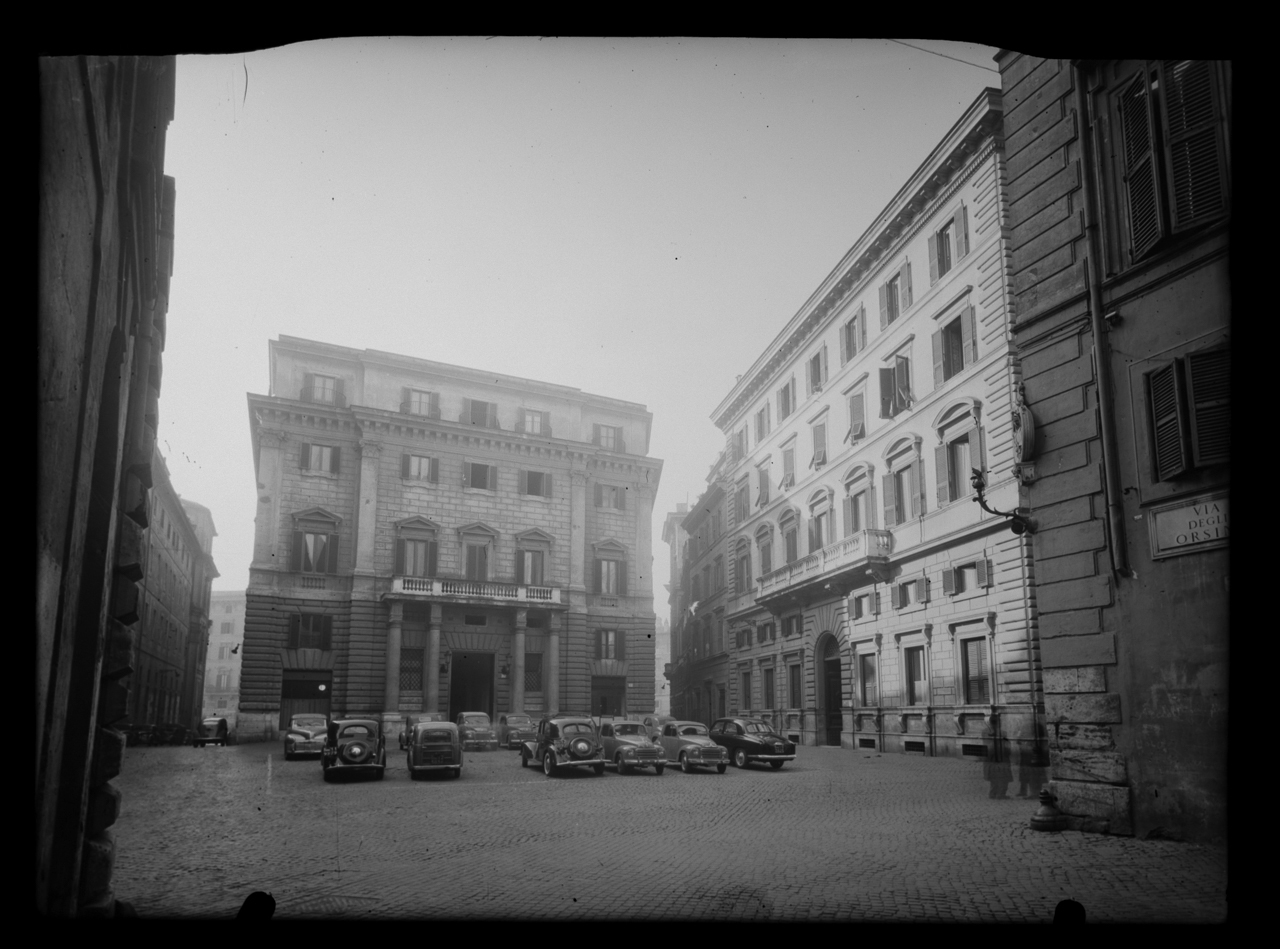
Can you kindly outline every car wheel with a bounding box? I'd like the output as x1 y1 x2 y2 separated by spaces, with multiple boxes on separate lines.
654 764 665 776
717 764 728 774
734 749 748 769
452 768 462 779
770 760 785 770
593 763 605 776
543 752 556 777
681 753 693 774
520 751 529 768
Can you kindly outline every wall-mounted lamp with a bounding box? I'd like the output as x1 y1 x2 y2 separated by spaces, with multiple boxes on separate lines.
971 468 1035 535
440 655 450 676
499 664 510 679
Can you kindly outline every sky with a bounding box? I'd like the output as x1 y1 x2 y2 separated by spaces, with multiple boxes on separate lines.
159 36 1003 608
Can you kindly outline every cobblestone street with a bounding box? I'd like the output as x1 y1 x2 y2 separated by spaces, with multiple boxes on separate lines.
111 742 1227 922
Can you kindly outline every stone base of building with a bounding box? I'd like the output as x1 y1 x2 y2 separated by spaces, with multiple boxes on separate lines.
235 711 280 743
1049 779 1133 836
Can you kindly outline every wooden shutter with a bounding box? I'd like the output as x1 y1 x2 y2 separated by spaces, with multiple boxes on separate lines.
962 305 978 367
976 558 991 588
593 559 603 594
401 454 411 479
942 567 956 595
429 392 440 419
956 204 969 258
1185 348 1229 466
592 423 602 446
395 539 406 576
301 373 314 402
333 378 345 408
900 260 913 309
617 430 626 453
288 613 300 648
1119 69 1164 260
486 402 498 429
843 496 853 537
1147 362 1189 481
936 443 951 507
840 320 850 364
461 398 472 423
1158 60 1228 233
488 465 498 491
321 615 333 650
808 518 818 553
326 533 339 574
618 562 628 595
330 446 341 474
882 472 896 527
541 411 552 436
917 573 929 603
821 346 828 386
299 443 312 470
290 531 304 571
849 392 865 440
896 355 911 408
543 473 553 498
932 329 946 389
911 459 925 517
879 368 895 418
427 541 438 577
400 387 411 414
516 549 525 584
429 457 439 483
515 411 525 433
928 233 939 285
857 306 867 350
519 470 528 495
595 483 603 507
878 283 889 330
617 629 626 659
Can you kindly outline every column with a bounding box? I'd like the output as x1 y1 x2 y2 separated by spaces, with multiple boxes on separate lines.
354 438 381 577
426 602 441 713
384 600 403 713
547 613 561 716
512 608 527 713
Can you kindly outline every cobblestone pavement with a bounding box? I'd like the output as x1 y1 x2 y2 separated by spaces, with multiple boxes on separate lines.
111 742 1227 922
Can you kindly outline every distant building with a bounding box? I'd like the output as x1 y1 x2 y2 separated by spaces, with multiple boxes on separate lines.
204 591 246 726
993 55 1229 841
240 336 663 741
180 498 218 727
652 615 671 715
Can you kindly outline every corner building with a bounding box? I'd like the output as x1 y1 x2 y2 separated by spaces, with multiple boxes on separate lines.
240 337 662 741
697 89 1045 764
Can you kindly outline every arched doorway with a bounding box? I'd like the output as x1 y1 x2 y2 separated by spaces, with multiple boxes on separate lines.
816 634 843 746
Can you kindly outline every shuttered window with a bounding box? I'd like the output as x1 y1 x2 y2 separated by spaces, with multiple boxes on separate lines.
905 646 927 705
466 544 489 582
859 654 877 705
963 638 990 704
516 549 544 585
811 422 827 468
879 355 912 418
461 399 499 429
807 346 828 394
517 410 551 436
594 483 626 509
520 470 552 498
757 468 771 506
465 462 497 490
402 389 439 417
299 443 341 474
846 392 866 443
782 447 796 487
1146 347 1228 481
593 424 625 452
402 454 438 482
778 378 796 420
932 307 978 389
789 664 802 708
755 403 771 440
395 538 438 577
758 540 772 577
841 305 867 364
292 529 338 574
594 559 628 595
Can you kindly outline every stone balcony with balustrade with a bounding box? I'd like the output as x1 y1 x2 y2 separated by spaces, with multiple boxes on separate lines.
756 529 893 610
388 576 564 608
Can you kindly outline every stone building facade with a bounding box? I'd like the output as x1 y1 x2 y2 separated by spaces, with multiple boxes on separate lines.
993 55 1229 841
203 591 246 726
37 56 176 915
671 89 1046 766
181 499 218 728
240 337 662 742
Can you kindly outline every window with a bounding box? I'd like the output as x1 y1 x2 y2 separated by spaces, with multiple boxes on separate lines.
594 545 628 595
962 638 990 704
878 262 912 329
291 523 338 574
402 453 439 483
905 645 927 705
879 354 912 418
895 575 928 609
1113 61 1229 264
840 305 867 365
593 424 625 452
945 559 991 596
843 470 871 536
741 672 752 709
755 404 771 441
299 443 340 474
883 449 924 527
464 462 497 491
518 409 551 436
215 672 229 690
756 467 771 507
1146 346 1229 481
464 614 488 626
811 422 827 469
217 645 228 660
711 511 722 540
223 603 233 613
288 613 332 650
782 446 796 488
461 399 499 429
789 664 802 708
929 206 968 285
756 529 773 577
595 630 625 660
763 668 775 709
735 546 751 595
595 483 626 510
711 556 723 591
859 654 878 705
932 306 979 388
807 346 828 395
516 549 545 585
845 392 867 445
757 622 776 644
520 470 553 498
701 565 711 597
852 591 879 619
220 622 232 636
935 407 983 507
397 537 439 578
732 427 747 462
302 373 344 406
401 388 439 418
808 505 830 553
779 512 800 564
735 483 749 523
524 653 543 691
783 614 802 638
778 377 796 420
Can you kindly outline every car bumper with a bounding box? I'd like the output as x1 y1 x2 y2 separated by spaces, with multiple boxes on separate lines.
613 758 667 768
507 736 535 749
553 758 605 768
462 739 499 751
409 762 461 772
287 742 325 755
746 754 796 762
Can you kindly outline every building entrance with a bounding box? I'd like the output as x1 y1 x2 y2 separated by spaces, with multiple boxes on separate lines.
279 671 332 730
449 652 494 720
591 676 627 717
818 635 843 746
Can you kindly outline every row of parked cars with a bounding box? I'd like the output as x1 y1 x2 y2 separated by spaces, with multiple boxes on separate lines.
284 711 798 782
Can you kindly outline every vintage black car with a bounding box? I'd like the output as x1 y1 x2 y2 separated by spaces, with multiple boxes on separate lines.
657 721 729 774
520 715 606 776
283 714 327 759
398 712 448 750
456 712 500 751
193 717 230 748
405 720 463 779
597 720 666 775
497 713 537 750
321 719 386 781
709 717 797 770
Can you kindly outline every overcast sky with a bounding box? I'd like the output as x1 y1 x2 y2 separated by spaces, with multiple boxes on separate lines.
159 36 1002 606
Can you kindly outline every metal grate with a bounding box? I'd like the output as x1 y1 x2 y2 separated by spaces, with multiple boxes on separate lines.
399 650 423 691
904 740 926 753
961 744 988 757
859 738 876 748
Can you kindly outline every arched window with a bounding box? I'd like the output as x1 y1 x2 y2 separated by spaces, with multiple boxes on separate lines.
755 523 775 577
734 538 752 595
778 509 801 565
807 488 834 553
881 437 924 528
933 401 984 508
842 464 876 535
395 516 440 578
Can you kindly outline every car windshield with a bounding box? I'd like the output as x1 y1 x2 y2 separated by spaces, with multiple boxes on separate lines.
680 725 709 736
743 722 774 735
508 716 531 725
560 722 593 736
461 714 490 725
340 725 372 737
294 717 326 730
420 730 452 743
613 723 643 736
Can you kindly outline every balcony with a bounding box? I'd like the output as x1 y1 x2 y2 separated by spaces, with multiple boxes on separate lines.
389 576 562 605
756 529 892 608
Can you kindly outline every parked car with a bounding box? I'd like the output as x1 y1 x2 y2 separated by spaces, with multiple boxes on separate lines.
321 719 386 781
123 723 154 747
193 717 230 748
641 714 678 742
456 712 500 751
657 721 729 774
283 714 328 759
597 720 666 775
497 713 537 750
520 715 606 777
709 718 797 770
399 712 448 749
405 720 463 780
151 723 189 746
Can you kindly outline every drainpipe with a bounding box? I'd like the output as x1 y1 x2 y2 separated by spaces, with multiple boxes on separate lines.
1073 62 1130 579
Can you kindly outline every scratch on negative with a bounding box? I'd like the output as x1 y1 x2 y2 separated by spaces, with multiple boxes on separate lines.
243 58 249 107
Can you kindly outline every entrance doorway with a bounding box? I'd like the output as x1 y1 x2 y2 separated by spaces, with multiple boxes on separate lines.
279 671 332 730
449 652 494 721
591 676 626 717
819 636 843 746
